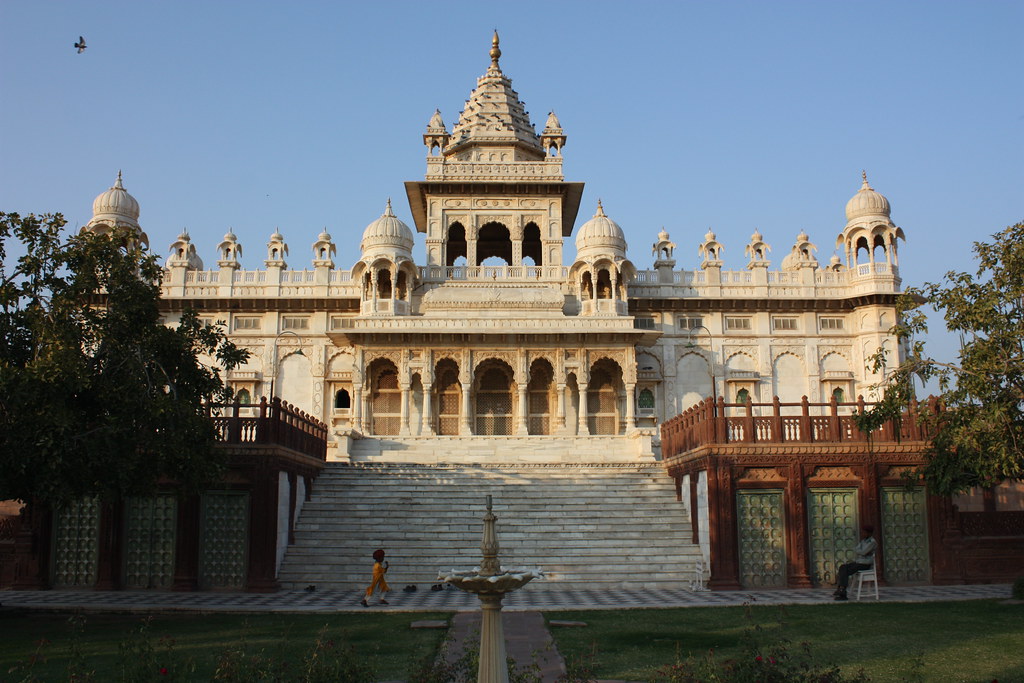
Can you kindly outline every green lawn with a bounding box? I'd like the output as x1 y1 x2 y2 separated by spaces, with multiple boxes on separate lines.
0 610 450 681
546 600 1024 682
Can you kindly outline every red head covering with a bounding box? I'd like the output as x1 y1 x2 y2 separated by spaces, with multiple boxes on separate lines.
372 548 386 562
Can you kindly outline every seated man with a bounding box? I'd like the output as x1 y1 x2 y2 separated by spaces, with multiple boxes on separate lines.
834 525 877 601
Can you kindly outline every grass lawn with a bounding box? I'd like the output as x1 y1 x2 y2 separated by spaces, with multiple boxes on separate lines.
547 599 1024 682
0 609 450 681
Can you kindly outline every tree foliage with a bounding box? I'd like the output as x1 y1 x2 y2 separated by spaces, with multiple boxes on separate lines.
0 212 248 504
857 221 1024 495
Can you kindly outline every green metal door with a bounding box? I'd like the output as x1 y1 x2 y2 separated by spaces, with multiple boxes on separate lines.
198 491 249 590
807 488 858 586
52 497 100 588
124 495 177 589
736 490 786 588
881 487 929 583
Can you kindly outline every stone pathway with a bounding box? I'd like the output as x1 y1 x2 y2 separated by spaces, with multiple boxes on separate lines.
2 584 1011 683
1 583 1010 613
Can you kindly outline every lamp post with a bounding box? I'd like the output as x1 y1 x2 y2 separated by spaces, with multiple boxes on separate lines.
268 329 305 401
684 324 717 403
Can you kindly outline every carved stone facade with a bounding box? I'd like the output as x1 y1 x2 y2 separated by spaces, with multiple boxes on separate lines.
82 35 904 467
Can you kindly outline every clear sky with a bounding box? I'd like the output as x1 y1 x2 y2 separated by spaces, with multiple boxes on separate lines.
1 1 1021 371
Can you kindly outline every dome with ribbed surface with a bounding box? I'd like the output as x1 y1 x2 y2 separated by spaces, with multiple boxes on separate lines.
361 199 414 253
91 171 140 226
575 200 626 254
845 172 891 221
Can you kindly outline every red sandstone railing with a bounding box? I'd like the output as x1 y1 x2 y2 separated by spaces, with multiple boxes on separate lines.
205 397 328 461
661 395 937 459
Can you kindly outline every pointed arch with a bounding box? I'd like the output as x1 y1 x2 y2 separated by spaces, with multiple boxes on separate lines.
477 222 512 265
434 358 461 436
527 358 554 435
588 358 623 435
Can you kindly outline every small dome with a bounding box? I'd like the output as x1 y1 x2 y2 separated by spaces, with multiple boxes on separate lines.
361 199 414 252
845 172 891 221
575 200 626 252
317 228 332 242
91 171 140 226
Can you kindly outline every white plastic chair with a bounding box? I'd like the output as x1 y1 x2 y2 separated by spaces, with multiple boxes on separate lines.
854 567 879 600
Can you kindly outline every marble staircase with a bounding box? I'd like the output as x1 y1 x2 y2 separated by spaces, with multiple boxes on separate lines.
278 462 702 592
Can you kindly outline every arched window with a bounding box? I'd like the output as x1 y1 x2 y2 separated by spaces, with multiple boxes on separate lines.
522 222 543 266
334 389 351 410
376 269 392 299
736 388 750 404
581 272 594 299
476 222 512 266
832 387 845 403
236 388 251 405
638 388 655 411
596 269 613 299
446 223 467 266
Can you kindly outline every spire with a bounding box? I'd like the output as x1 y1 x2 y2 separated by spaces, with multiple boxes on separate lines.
861 170 872 190
445 32 544 158
384 198 394 216
114 170 124 189
489 30 501 73
595 199 605 217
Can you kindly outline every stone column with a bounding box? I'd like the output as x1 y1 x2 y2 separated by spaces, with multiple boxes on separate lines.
460 378 473 435
352 387 363 432
361 392 371 433
421 381 435 435
556 382 567 433
516 385 528 435
399 381 411 436
625 382 636 432
478 593 510 683
577 383 590 436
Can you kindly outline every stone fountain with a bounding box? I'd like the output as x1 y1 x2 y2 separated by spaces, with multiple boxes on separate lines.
441 495 541 683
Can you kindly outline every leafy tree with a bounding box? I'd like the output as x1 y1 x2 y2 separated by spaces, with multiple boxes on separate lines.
857 221 1024 495
0 212 248 504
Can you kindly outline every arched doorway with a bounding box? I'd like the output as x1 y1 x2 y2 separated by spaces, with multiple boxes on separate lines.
368 359 400 435
527 358 554 435
434 359 461 436
474 360 514 435
588 358 623 435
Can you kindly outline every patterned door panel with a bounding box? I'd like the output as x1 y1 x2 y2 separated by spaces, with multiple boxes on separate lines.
199 492 249 590
736 490 786 588
52 497 100 588
882 487 929 583
124 495 177 589
807 488 858 586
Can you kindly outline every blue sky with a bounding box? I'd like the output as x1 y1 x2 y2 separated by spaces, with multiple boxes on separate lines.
2 1 1021 368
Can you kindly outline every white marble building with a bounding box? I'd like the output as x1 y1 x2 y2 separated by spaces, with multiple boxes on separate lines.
82 34 905 463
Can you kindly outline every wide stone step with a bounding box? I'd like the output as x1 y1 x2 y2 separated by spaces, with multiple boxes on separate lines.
279 462 701 592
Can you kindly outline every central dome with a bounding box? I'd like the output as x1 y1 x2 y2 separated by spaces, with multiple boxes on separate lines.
91 171 140 226
575 200 626 254
361 199 414 253
845 173 891 221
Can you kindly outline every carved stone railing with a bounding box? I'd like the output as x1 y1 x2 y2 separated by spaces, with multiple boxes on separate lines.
661 395 936 459
206 397 328 461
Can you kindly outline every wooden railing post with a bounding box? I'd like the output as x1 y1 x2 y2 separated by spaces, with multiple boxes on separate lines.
799 395 811 442
772 396 783 442
744 397 755 443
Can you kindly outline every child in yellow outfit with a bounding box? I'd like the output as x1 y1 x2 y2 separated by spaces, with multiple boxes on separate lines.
361 548 390 606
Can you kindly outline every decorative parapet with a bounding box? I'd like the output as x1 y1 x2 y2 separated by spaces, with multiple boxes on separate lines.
424 159 564 182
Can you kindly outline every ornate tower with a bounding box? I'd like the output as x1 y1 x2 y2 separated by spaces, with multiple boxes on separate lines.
404 32 584 272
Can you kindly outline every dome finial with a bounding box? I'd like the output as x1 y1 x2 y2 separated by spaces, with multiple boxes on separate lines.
489 30 501 70
595 199 605 217
114 170 124 189
861 170 872 190
384 198 394 216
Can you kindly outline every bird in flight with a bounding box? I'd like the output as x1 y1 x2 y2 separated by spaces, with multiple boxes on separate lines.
74 36 86 53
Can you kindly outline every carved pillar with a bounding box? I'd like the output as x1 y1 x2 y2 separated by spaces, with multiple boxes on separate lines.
361 392 370 433
577 382 590 436
516 384 528 435
399 381 411 436
556 382 567 433
94 500 122 590
707 460 742 590
786 464 813 588
172 494 200 591
468 237 478 267
421 381 435 435
625 382 636 431
352 386 363 432
460 374 473 435
246 465 281 592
